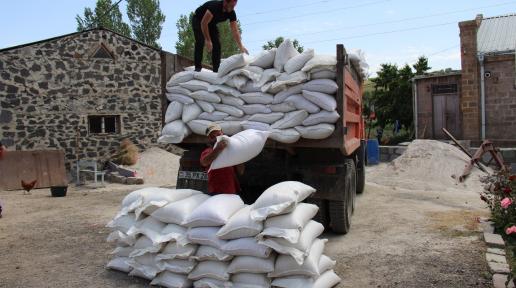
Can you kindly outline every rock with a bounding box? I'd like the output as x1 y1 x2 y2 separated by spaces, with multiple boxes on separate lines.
107 173 126 184
488 262 510 274
486 253 507 264
484 232 505 248
493 273 515 288
488 248 506 256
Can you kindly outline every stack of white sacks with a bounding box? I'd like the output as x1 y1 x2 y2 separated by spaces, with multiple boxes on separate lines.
160 39 368 145
106 182 341 288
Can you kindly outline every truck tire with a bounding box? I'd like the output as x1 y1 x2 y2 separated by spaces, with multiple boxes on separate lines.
329 159 356 234
305 198 329 229
356 140 366 194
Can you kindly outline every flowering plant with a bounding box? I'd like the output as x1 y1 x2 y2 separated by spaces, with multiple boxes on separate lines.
481 170 516 236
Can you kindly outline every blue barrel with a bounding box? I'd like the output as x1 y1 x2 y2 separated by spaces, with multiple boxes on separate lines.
366 139 380 165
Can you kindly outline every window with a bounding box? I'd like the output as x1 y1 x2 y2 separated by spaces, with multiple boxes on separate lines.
432 84 458 94
88 115 121 134
92 44 114 60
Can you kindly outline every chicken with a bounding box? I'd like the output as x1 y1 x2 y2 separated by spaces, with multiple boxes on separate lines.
21 179 37 195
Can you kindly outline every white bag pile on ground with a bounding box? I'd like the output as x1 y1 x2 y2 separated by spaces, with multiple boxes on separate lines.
106 182 341 288
160 39 369 144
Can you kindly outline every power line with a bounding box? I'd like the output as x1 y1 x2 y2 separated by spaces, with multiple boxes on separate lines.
242 0 393 26
302 21 457 44
246 1 516 44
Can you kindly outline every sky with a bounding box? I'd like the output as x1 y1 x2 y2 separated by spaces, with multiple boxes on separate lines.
1 0 515 76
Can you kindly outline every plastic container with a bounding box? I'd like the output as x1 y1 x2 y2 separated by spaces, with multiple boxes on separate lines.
366 139 380 165
50 186 68 197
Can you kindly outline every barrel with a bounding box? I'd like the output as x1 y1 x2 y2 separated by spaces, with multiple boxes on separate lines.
366 139 380 165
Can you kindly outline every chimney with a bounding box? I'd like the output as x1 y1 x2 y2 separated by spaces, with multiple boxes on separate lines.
475 14 483 26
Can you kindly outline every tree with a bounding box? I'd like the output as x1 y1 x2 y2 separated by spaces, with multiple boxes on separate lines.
76 0 131 37
175 13 242 65
126 0 166 49
263 37 304 53
412 56 431 75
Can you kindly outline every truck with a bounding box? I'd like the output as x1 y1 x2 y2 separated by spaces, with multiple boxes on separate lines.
160 44 366 234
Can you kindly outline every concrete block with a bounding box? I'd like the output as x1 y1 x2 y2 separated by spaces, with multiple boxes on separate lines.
486 253 507 264
395 148 407 155
481 221 495 233
488 248 506 256
484 232 505 248
493 274 514 288
489 262 510 274
380 154 390 162
126 177 144 185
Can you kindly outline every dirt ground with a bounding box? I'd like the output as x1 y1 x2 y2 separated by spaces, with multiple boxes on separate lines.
0 166 493 288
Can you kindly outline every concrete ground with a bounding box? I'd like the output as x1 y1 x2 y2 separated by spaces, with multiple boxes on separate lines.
0 169 492 287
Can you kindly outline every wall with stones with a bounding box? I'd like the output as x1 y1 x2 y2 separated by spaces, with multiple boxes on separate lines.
0 29 163 171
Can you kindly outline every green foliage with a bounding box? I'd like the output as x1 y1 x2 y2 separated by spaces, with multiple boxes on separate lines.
263 37 304 53
175 12 242 65
369 56 431 134
126 0 166 48
76 0 131 37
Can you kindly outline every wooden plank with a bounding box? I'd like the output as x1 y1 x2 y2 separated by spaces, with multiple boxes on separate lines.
0 150 67 190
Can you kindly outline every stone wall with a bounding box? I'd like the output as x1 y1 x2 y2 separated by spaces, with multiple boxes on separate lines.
0 28 163 171
484 54 516 141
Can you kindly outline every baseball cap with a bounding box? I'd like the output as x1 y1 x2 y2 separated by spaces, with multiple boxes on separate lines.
205 123 222 136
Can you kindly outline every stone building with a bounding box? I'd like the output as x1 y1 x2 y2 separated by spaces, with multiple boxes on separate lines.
0 27 191 171
413 13 516 145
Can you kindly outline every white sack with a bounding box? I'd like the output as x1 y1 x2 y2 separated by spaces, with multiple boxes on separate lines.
191 245 233 262
240 92 274 105
248 112 284 124
127 216 166 245
182 103 203 123
295 124 335 139
284 49 315 74
250 181 316 221
106 213 136 234
110 246 135 258
225 75 248 90
302 55 337 72
217 121 243 136
156 242 198 261
210 129 270 170
271 110 309 129
302 111 340 126
195 71 224 85
167 71 195 87
190 90 222 103
273 84 303 104
180 80 211 91
269 128 301 144
167 93 195 105
165 101 184 123
160 120 190 144
269 102 296 113
240 81 263 93
157 258 197 274
302 90 337 111
193 278 232 288
239 104 272 115
158 223 190 246
106 230 136 247
274 39 300 72
269 238 326 278
188 261 230 281
167 86 192 95
217 206 263 240
185 194 245 227
310 70 336 80
187 227 228 249
197 100 216 113
218 54 250 77
284 95 321 114
303 79 339 94
265 203 319 230
128 253 162 279
209 84 242 98
198 112 229 122
130 235 163 257
257 68 281 87
250 48 276 69
232 273 271 288
151 271 193 288
318 255 337 274
241 121 270 132
213 103 244 118
188 120 213 135
227 255 276 274
151 193 210 225
106 257 132 273
221 95 245 106
221 237 272 258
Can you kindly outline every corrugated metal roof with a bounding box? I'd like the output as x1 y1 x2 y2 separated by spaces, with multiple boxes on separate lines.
477 13 516 55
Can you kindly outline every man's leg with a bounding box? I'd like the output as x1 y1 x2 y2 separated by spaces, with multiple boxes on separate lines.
193 21 204 72
210 27 221 72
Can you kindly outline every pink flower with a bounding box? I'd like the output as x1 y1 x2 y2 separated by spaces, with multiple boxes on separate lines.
506 226 516 235
501 198 513 209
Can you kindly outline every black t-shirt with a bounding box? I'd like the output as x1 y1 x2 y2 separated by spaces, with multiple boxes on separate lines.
195 1 237 25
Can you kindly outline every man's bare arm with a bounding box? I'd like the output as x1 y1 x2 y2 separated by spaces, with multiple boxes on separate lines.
230 21 248 54
200 141 227 167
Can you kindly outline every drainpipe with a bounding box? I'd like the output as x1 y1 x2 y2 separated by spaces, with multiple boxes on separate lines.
478 53 486 140
412 79 418 139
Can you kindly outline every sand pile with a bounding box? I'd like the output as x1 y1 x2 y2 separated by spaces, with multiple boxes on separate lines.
125 147 182 187
368 140 488 192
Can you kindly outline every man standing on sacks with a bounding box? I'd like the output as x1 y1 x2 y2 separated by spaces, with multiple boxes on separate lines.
200 123 245 196
192 0 248 72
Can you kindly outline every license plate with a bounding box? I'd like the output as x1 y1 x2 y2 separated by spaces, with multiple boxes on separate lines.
178 171 208 181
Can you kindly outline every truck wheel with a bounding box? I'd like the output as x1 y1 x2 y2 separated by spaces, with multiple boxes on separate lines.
356 140 366 194
329 159 356 234
305 198 329 229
